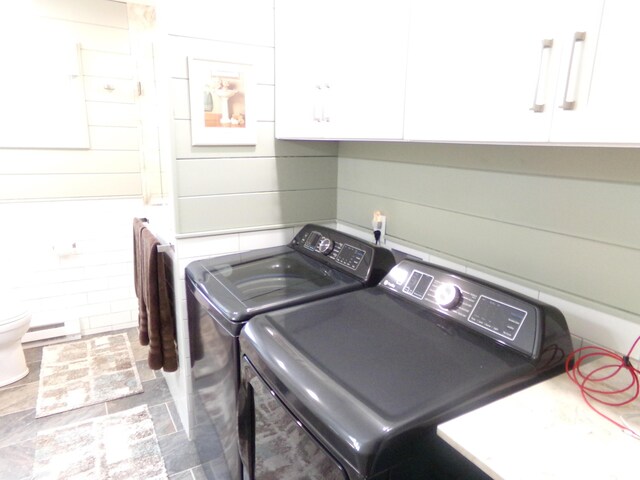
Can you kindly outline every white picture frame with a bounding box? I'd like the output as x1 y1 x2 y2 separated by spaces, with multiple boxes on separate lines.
187 57 256 146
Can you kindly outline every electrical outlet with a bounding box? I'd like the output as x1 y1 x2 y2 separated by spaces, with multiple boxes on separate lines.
372 211 386 245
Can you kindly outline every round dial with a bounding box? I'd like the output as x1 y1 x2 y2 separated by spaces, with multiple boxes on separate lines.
317 237 334 255
434 283 462 309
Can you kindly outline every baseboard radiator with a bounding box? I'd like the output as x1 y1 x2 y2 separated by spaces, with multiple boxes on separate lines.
23 317 82 346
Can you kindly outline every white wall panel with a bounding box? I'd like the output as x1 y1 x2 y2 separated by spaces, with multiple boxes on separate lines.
89 126 140 151
0 150 139 174
86 102 139 127
166 0 274 47
49 18 131 53
82 50 136 79
33 0 128 27
169 36 275 85
0 0 144 201
0 173 141 200
1 198 146 337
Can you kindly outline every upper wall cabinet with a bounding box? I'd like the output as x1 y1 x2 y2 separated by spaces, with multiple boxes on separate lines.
405 0 606 144
275 0 410 140
551 0 640 144
405 0 640 146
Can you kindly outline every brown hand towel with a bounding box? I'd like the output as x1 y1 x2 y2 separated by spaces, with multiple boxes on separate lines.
156 248 178 372
140 227 178 372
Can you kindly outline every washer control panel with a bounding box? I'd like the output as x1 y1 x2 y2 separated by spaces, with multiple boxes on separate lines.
381 259 541 358
291 225 395 285
302 230 366 270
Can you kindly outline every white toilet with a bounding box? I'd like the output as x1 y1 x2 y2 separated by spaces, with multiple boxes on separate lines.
0 300 32 387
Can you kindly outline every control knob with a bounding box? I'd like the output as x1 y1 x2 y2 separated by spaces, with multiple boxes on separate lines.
434 283 462 309
317 237 334 255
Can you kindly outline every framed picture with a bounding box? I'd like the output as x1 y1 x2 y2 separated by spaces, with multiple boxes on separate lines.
187 57 256 146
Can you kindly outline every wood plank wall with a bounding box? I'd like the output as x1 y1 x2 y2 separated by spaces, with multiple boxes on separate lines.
337 142 640 320
0 0 142 201
167 1 338 236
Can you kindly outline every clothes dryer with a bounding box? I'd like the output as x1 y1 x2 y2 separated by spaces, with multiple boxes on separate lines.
238 258 572 479
186 224 395 480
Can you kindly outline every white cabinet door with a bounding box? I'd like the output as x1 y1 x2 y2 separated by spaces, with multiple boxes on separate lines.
405 0 621 146
326 1 409 140
275 1 331 139
275 0 410 140
550 0 640 144
404 0 558 143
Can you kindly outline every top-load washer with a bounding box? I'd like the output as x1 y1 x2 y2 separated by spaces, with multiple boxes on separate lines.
238 258 573 480
186 224 396 480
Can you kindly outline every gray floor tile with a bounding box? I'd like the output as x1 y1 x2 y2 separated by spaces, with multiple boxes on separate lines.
168 400 185 432
0 363 40 390
190 423 226 470
0 381 38 416
191 464 214 480
0 408 37 449
199 458 233 480
23 345 43 364
159 429 200 475
169 469 195 480
0 439 34 480
21 361 41 385
137 359 158 382
159 423 225 476
150 403 177 437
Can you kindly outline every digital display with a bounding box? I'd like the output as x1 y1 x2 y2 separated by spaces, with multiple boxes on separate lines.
468 295 527 341
402 270 434 300
305 231 321 250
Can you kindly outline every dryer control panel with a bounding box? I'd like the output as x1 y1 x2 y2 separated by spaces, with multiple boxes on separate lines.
290 224 395 286
379 259 568 360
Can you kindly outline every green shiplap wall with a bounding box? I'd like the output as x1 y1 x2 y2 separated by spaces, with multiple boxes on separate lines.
176 154 337 234
337 142 640 318
169 17 340 235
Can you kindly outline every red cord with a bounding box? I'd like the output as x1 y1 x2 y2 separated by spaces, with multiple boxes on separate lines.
565 335 640 437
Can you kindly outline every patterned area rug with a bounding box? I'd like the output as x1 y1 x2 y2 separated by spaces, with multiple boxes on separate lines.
36 333 143 418
33 404 168 480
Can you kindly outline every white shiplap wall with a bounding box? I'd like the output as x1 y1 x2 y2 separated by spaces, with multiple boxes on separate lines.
0 0 159 337
1 199 148 337
0 0 143 201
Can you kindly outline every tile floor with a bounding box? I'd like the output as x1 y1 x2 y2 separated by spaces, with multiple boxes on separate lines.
0 328 230 480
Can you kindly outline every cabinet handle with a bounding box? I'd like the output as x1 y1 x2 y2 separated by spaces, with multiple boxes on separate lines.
322 83 331 122
313 85 323 122
560 31 586 110
531 39 554 113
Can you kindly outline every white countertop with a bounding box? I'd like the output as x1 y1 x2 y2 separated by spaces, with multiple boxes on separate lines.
438 359 640 480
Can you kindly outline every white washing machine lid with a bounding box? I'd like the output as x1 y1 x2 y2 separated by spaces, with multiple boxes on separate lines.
0 301 30 326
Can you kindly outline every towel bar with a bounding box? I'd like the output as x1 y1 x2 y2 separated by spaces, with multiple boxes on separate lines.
156 244 174 254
